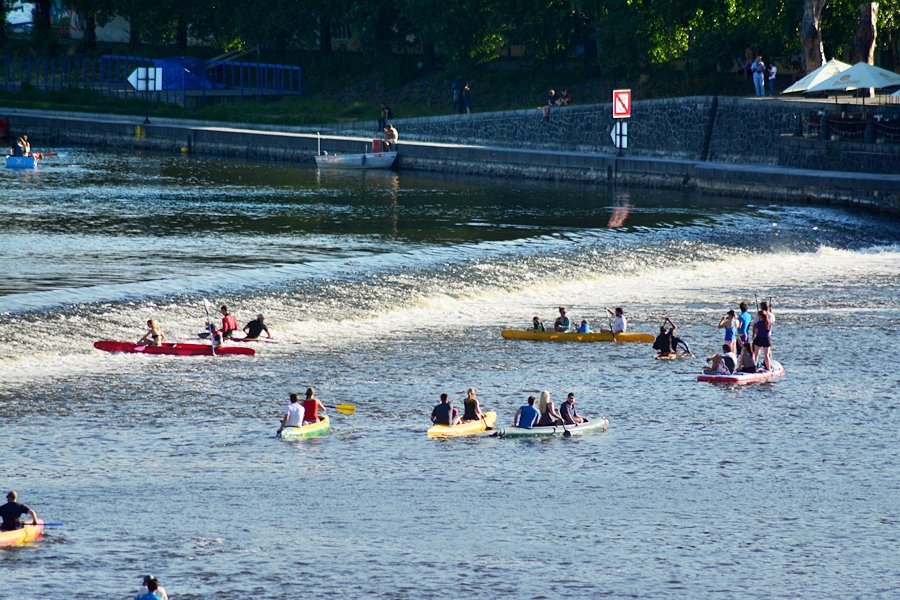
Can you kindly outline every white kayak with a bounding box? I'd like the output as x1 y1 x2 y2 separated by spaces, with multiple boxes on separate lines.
498 417 609 438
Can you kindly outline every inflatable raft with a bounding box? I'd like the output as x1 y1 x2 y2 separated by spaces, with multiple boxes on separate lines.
697 360 784 384
427 411 497 437
501 329 654 343
498 417 609 438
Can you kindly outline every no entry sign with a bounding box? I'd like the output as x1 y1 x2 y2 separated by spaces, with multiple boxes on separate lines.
612 89 632 118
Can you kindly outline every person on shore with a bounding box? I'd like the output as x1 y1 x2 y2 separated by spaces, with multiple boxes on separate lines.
139 576 168 600
532 316 545 332
0 491 39 532
514 395 540 428
719 309 737 353
243 314 272 339
461 388 484 422
553 307 570 332
605 307 627 334
378 102 392 132
135 576 164 600
576 319 591 334
431 393 460 426
752 56 766 96
736 302 753 355
559 392 587 425
768 63 778 96
383 124 398 150
536 390 564 426
705 343 737 375
752 309 773 371
137 319 164 347
218 305 239 340
302 387 327 424
557 89 572 106
276 393 305 437
462 82 473 114
542 89 558 121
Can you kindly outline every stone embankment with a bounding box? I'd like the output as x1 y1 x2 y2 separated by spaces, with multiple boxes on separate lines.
3 95 899 213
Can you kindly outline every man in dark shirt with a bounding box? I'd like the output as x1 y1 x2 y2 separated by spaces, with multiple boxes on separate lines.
431 393 459 426
559 393 587 424
0 491 39 531
243 314 272 339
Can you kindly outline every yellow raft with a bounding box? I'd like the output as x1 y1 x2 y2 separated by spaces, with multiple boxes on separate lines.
427 411 497 437
500 329 654 343
0 520 44 547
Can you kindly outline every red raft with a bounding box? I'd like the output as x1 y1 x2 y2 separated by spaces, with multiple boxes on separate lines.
93 340 255 356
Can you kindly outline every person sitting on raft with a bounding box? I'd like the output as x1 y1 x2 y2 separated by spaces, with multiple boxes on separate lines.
704 343 737 375
577 319 591 334
536 390 564 426
277 393 305 436
604 307 627 334
532 316 545 332
137 319 164 347
560 392 587 424
243 313 272 339
553 307 570 332
0 491 39 532
302 387 327 424
737 343 757 373
461 388 484 422
431 393 461 426
513 395 540 428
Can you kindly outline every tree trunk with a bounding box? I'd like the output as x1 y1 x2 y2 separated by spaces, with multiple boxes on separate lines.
853 3 878 64
128 12 141 48
319 23 332 54
176 18 188 50
800 0 826 73
83 14 97 50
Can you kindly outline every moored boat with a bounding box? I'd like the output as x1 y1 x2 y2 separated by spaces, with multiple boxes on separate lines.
93 340 255 356
280 415 331 440
498 417 609 438
6 155 39 169
0 520 44 547
501 329 654 343
697 360 784 384
427 411 497 437
315 150 397 170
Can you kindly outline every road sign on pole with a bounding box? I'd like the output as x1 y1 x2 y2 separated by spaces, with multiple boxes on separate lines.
612 89 632 119
610 121 628 149
127 68 163 92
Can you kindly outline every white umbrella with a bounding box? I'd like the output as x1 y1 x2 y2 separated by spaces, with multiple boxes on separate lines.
782 59 851 94
804 61 900 94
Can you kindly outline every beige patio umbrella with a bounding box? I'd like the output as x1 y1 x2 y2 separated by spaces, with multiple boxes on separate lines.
804 61 900 95
781 59 851 94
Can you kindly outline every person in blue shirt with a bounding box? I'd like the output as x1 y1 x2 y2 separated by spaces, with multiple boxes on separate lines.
577 319 590 334
736 301 753 354
134 577 164 600
553 307 570 332
513 396 540 428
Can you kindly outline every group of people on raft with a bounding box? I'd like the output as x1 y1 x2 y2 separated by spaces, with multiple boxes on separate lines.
430 388 587 429
699 300 776 374
136 304 272 347
532 306 628 335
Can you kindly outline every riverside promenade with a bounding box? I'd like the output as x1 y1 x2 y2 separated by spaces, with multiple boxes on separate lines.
3 101 899 214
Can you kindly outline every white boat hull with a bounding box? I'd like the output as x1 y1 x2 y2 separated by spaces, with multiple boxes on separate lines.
315 151 397 170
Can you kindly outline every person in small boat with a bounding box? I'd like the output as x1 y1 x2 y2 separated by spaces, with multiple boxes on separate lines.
135 576 164 600
653 317 677 356
15 135 30 156
737 343 757 373
719 309 737 353
553 306 570 332
461 388 484 422
302 387 327 424
605 307 627 334
277 393 305 436
532 316 545 331
218 304 239 340
137 319 164 347
243 313 272 339
576 319 591 334
431 393 461 426
383 124 398 150
752 309 773 371
513 395 540 428
560 392 587 424
140 576 169 600
704 343 737 375
0 491 39 532
536 390 563 426
736 301 753 354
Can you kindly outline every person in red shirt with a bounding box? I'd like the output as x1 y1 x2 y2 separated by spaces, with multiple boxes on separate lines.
218 305 239 340
302 387 327 424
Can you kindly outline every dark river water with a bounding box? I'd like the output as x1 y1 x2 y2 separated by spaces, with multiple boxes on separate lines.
1 150 898 599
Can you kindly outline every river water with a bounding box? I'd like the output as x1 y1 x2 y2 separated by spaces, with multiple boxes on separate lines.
1 150 898 599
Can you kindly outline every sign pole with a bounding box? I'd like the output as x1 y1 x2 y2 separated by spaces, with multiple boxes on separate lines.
144 68 151 125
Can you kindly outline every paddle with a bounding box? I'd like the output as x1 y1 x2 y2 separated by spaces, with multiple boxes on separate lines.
329 403 355 415
40 521 64 528
561 420 572 438
201 298 217 357
480 413 493 431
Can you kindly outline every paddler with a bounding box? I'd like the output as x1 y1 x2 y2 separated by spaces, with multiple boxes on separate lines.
736 301 753 354
532 316 545 331
604 307 627 334
242 313 272 339
218 304 239 340
0 491 39 532
653 317 680 357
431 393 461 426
302 387 327 424
553 306 570 332
277 393 305 437
137 319 164 347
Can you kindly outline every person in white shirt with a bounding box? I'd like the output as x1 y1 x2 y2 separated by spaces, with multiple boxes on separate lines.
605 307 627 334
139 575 168 600
767 63 778 96
276 393 305 437
704 344 738 374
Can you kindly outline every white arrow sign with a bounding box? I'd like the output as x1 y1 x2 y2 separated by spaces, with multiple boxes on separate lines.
127 68 163 92
610 121 628 149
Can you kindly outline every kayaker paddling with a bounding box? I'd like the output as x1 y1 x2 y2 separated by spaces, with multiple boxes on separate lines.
218 304 239 340
302 387 327 424
653 318 677 357
604 307 627 334
0 491 39 532
137 319 164 347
